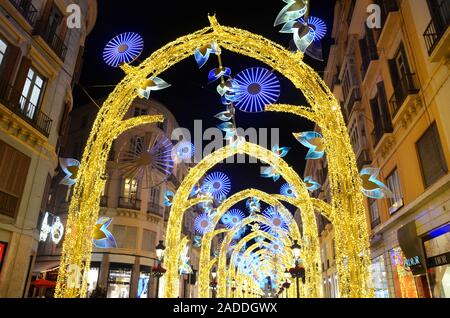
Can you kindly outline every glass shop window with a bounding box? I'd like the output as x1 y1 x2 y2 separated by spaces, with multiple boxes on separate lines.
386 168 403 214
0 38 7 67
137 269 151 298
389 247 419 298
107 266 132 298
20 68 45 119
369 199 380 229
370 254 390 298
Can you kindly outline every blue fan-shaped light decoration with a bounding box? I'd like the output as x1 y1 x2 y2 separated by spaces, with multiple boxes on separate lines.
270 240 284 255
194 213 214 235
233 227 247 240
117 132 174 187
103 32 144 67
280 183 296 198
222 209 245 229
261 206 289 235
299 16 327 42
233 67 281 113
173 141 195 162
201 172 231 200
360 167 393 199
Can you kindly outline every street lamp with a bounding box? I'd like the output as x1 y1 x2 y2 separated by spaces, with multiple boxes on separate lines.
210 268 218 298
291 240 301 262
283 269 291 298
152 240 166 298
231 278 236 298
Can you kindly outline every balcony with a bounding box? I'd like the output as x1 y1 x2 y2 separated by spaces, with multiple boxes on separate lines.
0 190 18 218
148 202 164 217
35 24 68 61
377 0 399 30
343 86 361 120
118 197 141 210
389 73 420 118
371 115 393 149
423 0 450 60
8 0 38 26
0 82 52 137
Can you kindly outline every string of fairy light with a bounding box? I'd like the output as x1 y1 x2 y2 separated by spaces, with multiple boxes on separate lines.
53 3 393 296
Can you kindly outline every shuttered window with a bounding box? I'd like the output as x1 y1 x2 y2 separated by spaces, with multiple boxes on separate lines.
416 123 448 188
0 140 31 218
113 225 137 249
141 229 157 252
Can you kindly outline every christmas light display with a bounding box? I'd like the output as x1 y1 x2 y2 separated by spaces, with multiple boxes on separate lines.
233 67 281 113
59 158 80 186
103 32 144 67
201 171 231 200
56 17 373 299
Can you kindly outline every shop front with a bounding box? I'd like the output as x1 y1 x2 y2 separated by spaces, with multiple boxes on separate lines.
422 223 450 298
371 254 390 298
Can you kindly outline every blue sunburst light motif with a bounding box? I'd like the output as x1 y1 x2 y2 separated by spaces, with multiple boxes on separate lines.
261 206 289 235
222 209 246 229
103 32 144 67
201 172 231 200
194 213 214 235
233 67 281 113
280 183 296 198
299 16 327 42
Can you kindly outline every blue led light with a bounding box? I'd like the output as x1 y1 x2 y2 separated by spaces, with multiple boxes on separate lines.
201 171 231 200
173 141 195 162
260 206 289 234
299 16 327 42
103 32 144 67
280 183 296 198
222 209 245 229
233 67 281 113
194 213 213 235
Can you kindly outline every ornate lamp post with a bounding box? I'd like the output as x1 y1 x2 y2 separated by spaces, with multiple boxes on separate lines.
152 240 166 298
210 268 218 298
282 269 291 298
289 240 305 298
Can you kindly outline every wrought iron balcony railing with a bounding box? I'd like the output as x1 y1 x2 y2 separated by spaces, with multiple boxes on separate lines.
389 73 420 117
9 0 38 26
344 86 361 118
423 0 450 55
35 23 68 61
0 82 52 136
371 114 393 148
148 202 164 217
118 197 141 210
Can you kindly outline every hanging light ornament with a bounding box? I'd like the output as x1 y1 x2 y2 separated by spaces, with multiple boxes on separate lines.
137 77 171 99
163 190 174 207
246 197 261 213
273 0 309 27
280 183 296 198
293 131 325 159
208 67 231 82
304 176 321 192
172 141 195 163
117 131 174 188
201 172 231 200
272 144 290 158
222 209 245 228
194 213 214 235
261 206 289 235
103 32 144 67
233 67 281 113
261 165 280 182
360 167 393 199
59 158 80 186
194 42 219 68
92 217 117 249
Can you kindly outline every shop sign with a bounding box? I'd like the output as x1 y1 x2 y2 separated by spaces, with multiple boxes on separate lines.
404 256 420 268
423 223 450 268
397 221 427 275
40 212 64 245
0 241 7 272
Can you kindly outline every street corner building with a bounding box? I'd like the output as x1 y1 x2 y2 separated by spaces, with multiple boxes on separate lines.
306 0 450 298
0 0 98 298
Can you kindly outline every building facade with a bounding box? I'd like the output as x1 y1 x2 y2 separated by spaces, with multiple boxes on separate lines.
311 0 450 298
0 0 97 298
33 97 201 298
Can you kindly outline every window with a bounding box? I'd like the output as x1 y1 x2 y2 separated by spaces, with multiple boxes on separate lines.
107 266 132 298
133 107 147 117
142 229 157 251
123 178 138 199
0 38 7 67
370 255 390 298
150 187 160 204
416 123 448 188
386 168 403 214
20 68 45 119
369 199 380 229
113 225 137 249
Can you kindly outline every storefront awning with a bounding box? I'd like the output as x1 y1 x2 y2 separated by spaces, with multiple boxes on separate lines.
32 260 60 273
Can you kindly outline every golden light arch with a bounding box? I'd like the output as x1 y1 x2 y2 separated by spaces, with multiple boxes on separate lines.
55 15 373 298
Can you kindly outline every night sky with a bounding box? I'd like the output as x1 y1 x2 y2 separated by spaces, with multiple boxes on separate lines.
75 0 335 212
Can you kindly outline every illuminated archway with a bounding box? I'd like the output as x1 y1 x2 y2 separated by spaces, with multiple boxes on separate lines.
56 16 373 298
